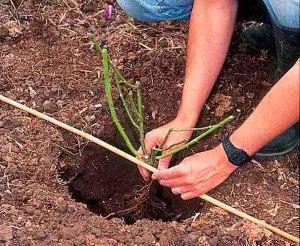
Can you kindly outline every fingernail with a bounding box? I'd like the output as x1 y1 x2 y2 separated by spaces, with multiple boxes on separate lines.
172 188 181 195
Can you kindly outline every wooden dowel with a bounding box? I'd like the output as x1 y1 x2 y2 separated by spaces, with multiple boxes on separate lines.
0 94 299 243
0 95 156 173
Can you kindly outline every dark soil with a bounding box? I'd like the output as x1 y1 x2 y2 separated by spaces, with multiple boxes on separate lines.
60 143 205 224
0 1 299 245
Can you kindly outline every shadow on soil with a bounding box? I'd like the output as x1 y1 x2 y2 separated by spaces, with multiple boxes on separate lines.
59 141 204 224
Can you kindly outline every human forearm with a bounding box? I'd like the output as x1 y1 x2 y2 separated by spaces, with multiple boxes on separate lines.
177 0 238 125
230 61 300 155
152 62 300 200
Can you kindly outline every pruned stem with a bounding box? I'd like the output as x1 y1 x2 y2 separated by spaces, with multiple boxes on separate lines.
156 116 234 159
150 148 160 166
111 65 137 89
113 70 139 130
154 137 190 152
128 91 141 119
160 125 214 149
91 36 102 53
102 48 138 156
137 87 146 154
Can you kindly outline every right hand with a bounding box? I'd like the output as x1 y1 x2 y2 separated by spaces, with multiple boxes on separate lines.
138 118 195 181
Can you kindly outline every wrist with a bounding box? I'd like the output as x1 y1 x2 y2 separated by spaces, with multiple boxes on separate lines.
176 110 199 127
215 144 238 172
230 133 256 156
221 137 252 167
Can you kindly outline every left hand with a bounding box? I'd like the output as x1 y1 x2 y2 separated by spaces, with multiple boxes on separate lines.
151 145 238 200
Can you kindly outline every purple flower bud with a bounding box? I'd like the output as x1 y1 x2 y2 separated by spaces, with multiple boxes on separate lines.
102 4 112 20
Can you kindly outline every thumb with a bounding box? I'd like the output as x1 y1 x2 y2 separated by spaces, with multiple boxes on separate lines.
158 155 172 170
144 131 160 154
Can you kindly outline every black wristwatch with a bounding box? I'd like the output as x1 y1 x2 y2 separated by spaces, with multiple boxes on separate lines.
222 137 251 167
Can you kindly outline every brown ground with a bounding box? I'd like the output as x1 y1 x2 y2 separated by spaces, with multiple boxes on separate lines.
0 1 299 245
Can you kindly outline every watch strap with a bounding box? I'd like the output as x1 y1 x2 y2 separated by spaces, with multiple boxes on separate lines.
222 137 251 167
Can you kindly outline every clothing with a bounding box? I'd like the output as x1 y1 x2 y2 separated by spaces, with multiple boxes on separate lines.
116 0 193 22
263 0 299 29
117 0 300 29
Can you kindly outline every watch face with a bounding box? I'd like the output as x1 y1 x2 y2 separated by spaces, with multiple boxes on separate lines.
223 139 250 166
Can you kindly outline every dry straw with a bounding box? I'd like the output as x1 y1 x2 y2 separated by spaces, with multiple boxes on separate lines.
0 94 299 243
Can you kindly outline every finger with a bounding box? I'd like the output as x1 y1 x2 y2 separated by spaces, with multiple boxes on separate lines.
144 132 160 154
171 187 181 195
137 146 143 156
158 156 172 170
152 164 185 180
138 166 150 181
159 177 194 188
180 183 208 200
171 184 198 195
180 192 199 200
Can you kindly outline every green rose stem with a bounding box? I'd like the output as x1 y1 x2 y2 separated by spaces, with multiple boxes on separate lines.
159 125 215 149
157 116 234 159
102 48 138 156
112 65 137 89
113 70 139 130
137 87 146 155
128 91 140 120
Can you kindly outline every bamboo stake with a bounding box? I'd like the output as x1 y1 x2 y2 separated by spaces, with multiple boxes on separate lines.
0 94 299 243
0 95 153 172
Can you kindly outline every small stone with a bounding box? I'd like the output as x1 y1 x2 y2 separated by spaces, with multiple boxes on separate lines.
4 21 22 37
246 92 255 99
28 86 37 98
0 121 4 128
57 197 64 203
0 81 11 91
127 52 136 61
25 221 32 228
56 100 64 109
2 44 11 54
93 103 102 109
85 115 96 123
43 100 58 113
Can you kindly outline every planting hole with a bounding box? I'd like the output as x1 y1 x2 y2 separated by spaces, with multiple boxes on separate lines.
59 143 204 224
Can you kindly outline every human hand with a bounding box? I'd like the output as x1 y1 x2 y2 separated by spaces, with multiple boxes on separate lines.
151 145 237 199
138 118 195 181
